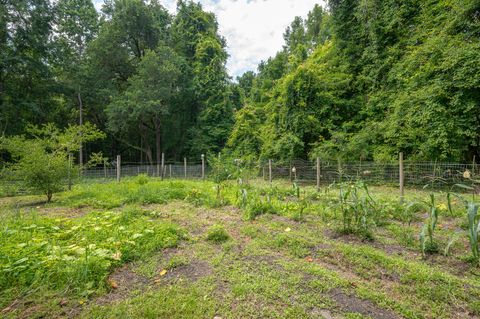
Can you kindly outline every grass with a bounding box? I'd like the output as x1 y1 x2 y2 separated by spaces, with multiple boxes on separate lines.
1 177 480 318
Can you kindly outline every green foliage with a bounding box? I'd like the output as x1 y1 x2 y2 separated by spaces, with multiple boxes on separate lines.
0 124 104 201
134 174 149 185
245 195 276 221
420 194 440 256
226 0 480 163
205 225 230 243
3 140 70 202
337 181 380 240
0 210 181 300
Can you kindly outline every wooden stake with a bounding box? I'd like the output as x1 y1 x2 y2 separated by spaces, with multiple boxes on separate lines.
184 157 187 179
68 153 72 190
161 153 165 180
316 157 321 192
268 159 272 184
399 152 404 203
116 155 121 182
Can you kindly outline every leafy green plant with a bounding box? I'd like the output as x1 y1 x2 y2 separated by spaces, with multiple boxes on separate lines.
134 174 150 185
448 181 480 262
0 210 181 301
293 181 300 198
466 203 480 262
237 188 248 209
420 194 440 256
206 225 230 243
400 201 422 226
337 181 379 240
245 195 276 221
185 188 205 207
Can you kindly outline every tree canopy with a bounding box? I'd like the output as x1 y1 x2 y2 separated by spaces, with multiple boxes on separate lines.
0 0 479 164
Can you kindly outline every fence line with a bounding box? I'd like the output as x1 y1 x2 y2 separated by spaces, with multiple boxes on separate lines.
1 153 479 198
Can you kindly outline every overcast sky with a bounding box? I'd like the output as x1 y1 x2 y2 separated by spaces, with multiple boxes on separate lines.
94 0 325 78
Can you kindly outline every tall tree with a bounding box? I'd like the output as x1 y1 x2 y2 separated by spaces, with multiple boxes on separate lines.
107 47 184 164
0 0 58 136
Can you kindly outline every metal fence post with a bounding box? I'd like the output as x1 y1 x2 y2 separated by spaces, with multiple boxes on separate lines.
399 152 405 203
201 154 205 180
116 155 121 182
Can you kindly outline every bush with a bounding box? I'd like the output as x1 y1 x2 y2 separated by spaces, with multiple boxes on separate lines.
134 174 150 185
3 140 71 202
0 124 104 202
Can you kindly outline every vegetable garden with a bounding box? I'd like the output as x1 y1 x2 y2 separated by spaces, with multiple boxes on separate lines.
1 172 480 318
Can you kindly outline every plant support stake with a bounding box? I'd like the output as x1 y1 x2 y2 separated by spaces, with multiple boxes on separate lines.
116 155 121 182
201 154 205 180
399 152 405 203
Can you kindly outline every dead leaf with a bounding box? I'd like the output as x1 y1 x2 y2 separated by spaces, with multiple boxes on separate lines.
108 279 119 289
160 269 167 276
111 251 122 261
285 227 291 232
305 256 314 263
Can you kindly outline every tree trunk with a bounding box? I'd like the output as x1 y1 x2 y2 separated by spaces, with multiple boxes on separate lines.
46 191 52 203
139 122 153 164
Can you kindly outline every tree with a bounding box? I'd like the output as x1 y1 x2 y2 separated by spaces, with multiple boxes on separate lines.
107 47 184 164
0 0 59 136
0 124 104 202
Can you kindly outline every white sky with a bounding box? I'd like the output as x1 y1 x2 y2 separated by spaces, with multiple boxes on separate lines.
94 0 325 78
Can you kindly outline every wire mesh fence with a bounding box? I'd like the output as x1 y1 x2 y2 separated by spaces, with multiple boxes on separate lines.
81 161 209 180
1 155 479 198
261 159 478 187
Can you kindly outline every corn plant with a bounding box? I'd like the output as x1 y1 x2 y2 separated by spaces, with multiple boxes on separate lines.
293 181 300 198
420 194 439 256
237 188 248 209
448 181 480 262
337 181 378 240
466 203 480 261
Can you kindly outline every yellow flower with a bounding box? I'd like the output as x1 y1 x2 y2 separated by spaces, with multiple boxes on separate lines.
436 204 447 211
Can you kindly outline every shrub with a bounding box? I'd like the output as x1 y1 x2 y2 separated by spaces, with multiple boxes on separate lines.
134 174 150 185
0 124 104 202
2 140 71 202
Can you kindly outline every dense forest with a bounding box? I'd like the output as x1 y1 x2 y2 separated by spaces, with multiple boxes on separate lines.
229 0 480 162
1 0 240 164
1 0 480 164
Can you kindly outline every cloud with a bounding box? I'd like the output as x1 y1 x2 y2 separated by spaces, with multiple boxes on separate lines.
94 0 325 77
